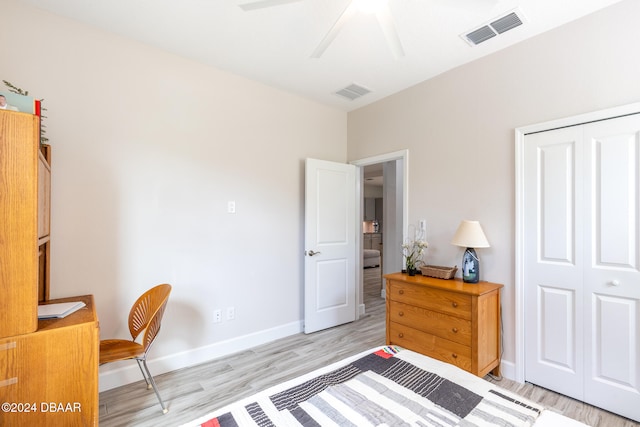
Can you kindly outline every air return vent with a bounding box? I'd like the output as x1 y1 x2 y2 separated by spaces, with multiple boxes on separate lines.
491 12 523 34
463 10 525 46
466 26 497 45
335 83 371 101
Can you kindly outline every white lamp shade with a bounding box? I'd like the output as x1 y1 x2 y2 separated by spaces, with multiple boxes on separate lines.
451 220 490 248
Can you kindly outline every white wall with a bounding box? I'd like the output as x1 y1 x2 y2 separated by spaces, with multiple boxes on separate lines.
363 185 383 198
2 0 347 390
347 0 640 375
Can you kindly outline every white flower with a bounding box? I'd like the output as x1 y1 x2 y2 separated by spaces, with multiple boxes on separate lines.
402 228 429 271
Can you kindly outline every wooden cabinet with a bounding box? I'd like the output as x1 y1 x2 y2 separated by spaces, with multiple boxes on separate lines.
0 111 99 425
0 295 99 426
0 111 41 337
385 272 502 377
1 110 52 319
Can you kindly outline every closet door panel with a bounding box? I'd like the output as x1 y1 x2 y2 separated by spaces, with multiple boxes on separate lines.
523 127 584 399
583 115 640 421
590 127 638 267
591 295 637 386
538 285 576 370
540 141 576 263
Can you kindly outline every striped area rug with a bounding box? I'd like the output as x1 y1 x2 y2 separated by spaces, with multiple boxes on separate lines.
183 347 543 427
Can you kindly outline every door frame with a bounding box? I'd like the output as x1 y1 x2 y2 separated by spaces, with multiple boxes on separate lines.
351 149 409 318
514 102 640 383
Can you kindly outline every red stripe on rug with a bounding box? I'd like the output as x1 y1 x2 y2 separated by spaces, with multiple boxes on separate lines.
201 418 220 427
374 346 400 359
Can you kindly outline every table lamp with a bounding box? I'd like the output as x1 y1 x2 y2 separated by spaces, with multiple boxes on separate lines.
451 220 490 283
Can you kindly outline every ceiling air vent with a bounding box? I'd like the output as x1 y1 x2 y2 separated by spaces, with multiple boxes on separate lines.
491 12 523 34
335 83 371 101
466 26 497 45
463 9 524 46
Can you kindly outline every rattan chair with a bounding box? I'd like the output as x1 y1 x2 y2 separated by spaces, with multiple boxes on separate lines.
100 284 172 414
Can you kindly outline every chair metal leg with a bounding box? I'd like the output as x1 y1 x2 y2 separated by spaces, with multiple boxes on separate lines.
136 359 153 390
137 357 168 414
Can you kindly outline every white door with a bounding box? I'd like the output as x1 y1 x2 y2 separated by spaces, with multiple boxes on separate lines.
582 116 640 420
523 126 585 398
304 158 357 334
524 114 640 421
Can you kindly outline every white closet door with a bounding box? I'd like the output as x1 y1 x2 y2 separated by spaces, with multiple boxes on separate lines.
582 116 640 421
524 126 585 399
524 114 640 422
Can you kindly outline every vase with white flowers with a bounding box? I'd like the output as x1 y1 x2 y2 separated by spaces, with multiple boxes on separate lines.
402 226 429 276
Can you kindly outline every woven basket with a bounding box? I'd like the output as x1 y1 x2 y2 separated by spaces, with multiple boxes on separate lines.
419 265 458 280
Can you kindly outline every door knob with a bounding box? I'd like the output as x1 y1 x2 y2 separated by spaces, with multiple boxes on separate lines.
306 250 321 256
610 280 620 286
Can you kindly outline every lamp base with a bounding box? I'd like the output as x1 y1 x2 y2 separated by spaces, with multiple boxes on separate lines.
461 248 479 283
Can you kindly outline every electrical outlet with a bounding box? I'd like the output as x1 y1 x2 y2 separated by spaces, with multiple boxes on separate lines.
227 306 235 320
213 309 222 323
227 201 236 214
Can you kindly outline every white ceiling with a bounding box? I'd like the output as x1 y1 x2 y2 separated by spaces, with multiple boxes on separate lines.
364 163 384 186
22 0 622 111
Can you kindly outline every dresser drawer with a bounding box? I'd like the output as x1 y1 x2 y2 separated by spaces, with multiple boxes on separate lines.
389 301 472 346
388 280 472 319
388 322 472 372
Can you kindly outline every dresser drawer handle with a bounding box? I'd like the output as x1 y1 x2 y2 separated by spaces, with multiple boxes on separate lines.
452 327 458 333
451 302 458 308
399 290 404 295
452 353 458 359
398 333 404 338
0 377 18 388
398 311 404 317
0 342 16 351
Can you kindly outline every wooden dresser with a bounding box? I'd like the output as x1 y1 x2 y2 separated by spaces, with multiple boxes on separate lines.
385 272 503 377
0 295 99 426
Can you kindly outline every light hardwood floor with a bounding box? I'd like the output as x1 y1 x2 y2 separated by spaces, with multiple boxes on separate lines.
99 267 638 427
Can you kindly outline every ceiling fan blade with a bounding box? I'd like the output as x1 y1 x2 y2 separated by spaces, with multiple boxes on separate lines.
238 0 303 12
311 0 358 59
375 4 404 58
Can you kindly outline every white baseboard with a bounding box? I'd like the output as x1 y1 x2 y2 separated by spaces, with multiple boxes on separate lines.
99 320 303 392
499 359 516 381
99 320 521 393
